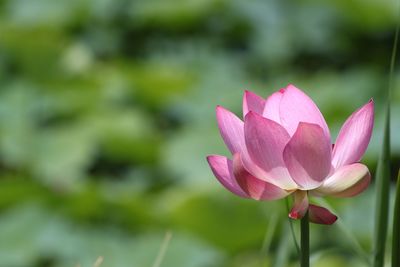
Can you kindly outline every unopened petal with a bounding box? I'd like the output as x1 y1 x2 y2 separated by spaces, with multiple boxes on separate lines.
283 122 332 190
216 106 245 154
289 190 309 219
279 84 331 140
243 90 265 117
232 153 290 200
332 100 374 168
207 155 249 198
313 163 371 197
263 89 284 124
309 204 337 225
244 112 297 190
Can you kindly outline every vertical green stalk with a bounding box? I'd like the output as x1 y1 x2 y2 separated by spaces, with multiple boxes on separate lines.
300 210 309 267
392 170 400 267
373 3 399 266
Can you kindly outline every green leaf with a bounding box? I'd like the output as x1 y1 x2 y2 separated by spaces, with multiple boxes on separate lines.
372 2 399 265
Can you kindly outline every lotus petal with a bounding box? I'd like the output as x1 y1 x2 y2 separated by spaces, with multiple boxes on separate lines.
313 163 371 197
309 204 338 225
332 100 374 168
232 153 290 200
279 84 330 140
207 155 248 198
243 90 265 117
289 190 309 219
244 112 297 190
263 89 284 124
216 106 245 154
283 122 332 190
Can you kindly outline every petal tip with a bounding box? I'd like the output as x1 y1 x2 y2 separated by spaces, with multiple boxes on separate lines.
366 99 374 109
285 83 299 91
206 155 214 163
327 215 338 225
206 155 221 167
317 214 338 225
243 90 251 101
288 211 301 220
216 105 235 119
244 110 256 120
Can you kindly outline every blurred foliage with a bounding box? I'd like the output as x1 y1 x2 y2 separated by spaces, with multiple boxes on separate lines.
0 0 399 266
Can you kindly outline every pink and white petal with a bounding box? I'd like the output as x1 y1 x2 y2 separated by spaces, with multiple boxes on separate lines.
289 190 309 219
207 155 249 198
244 112 297 190
309 205 337 225
279 84 331 140
243 90 265 117
332 100 374 168
263 89 284 124
240 153 299 191
283 122 332 190
314 163 371 197
216 106 245 154
232 153 290 200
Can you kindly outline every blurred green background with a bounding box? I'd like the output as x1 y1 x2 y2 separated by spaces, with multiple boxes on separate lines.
0 0 399 266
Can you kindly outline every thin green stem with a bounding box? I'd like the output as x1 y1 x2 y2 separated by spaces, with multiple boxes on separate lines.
260 212 278 254
392 170 400 267
285 198 300 255
300 210 309 267
314 198 370 265
273 223 291 267
152 231 173 267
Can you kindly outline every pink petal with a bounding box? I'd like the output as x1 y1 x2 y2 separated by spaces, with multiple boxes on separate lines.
262 89 284 124
283 122 332 190
308 205 337 225
279 84 331 140
244 112 298 190
313 163 371 197
232 153 290 200
206 155 249 198
215 106 271 185
289 191 309 219
243 90 265 117
332 100 374 168
216 106 245 154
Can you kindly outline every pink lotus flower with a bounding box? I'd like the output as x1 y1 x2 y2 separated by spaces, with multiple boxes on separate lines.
207 85 374 225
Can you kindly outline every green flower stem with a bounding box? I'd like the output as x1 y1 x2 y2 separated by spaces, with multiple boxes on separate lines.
392 170 400 267
300 210 309 267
